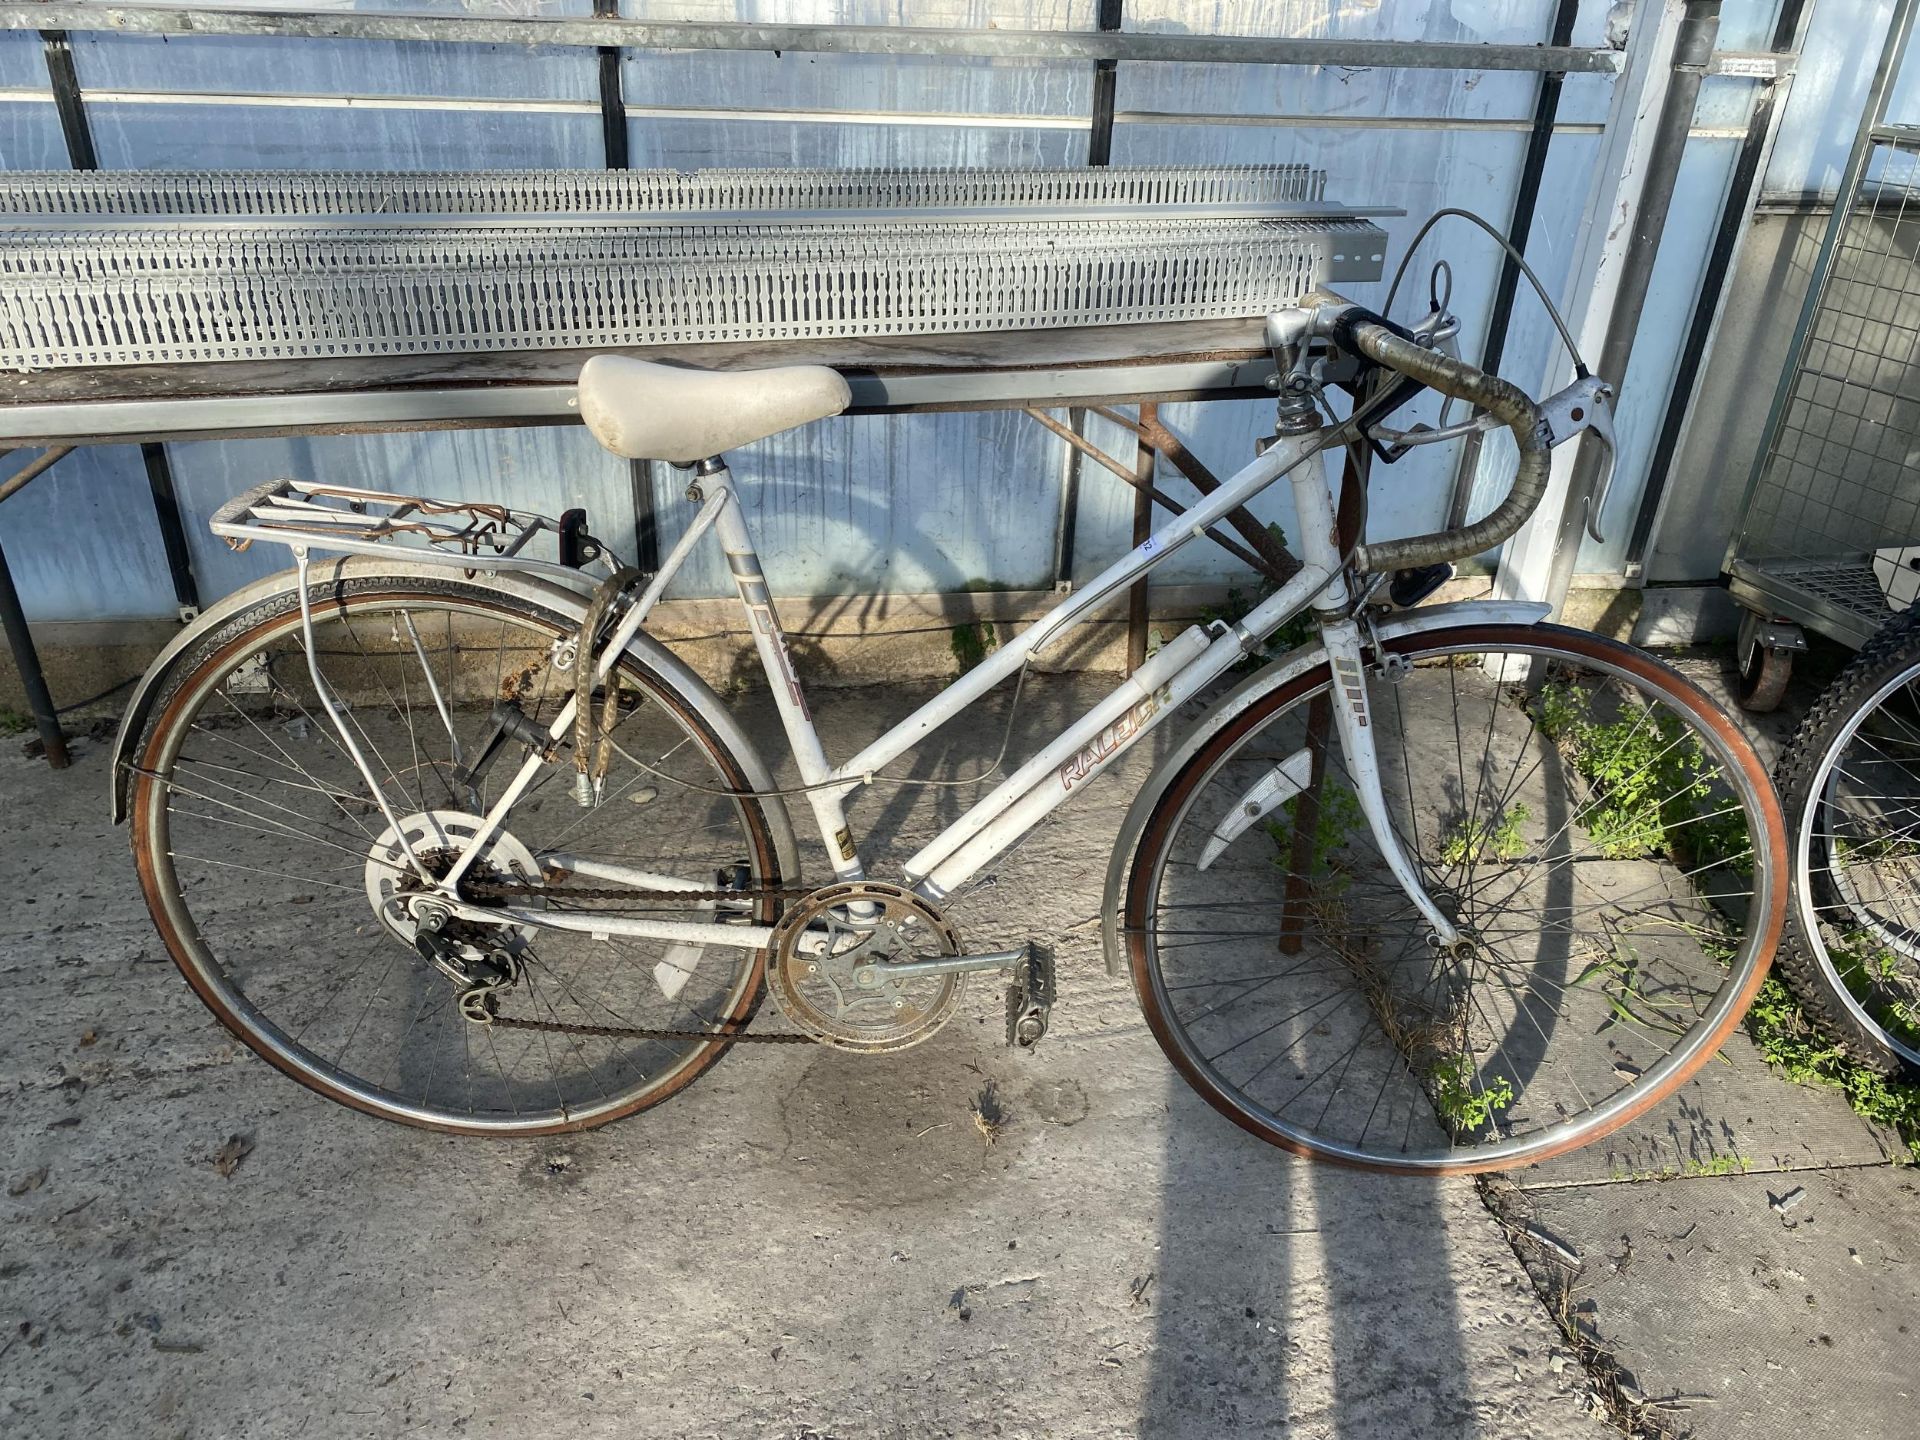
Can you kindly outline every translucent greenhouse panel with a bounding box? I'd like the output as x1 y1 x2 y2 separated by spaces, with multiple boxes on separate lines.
1094 114 1530 585
624 116 1084 170
1766 0 1897 199
0 28 45 87
651 410 1064 603
618 1 1096 32
70 11 602 170
1124 0 1560 43
2 447 179 623
615 13 1092 601
83 104 602 170
1451 125 1749 576
1884 3 1920 123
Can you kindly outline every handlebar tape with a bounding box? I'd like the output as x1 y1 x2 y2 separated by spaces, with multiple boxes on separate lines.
1339 318 1554 573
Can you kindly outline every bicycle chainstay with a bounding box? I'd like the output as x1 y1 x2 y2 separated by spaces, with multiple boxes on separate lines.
457 877 816 1044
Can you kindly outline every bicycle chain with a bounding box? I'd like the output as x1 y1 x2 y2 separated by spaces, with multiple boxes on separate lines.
460 877 817 1044
464 879 814 905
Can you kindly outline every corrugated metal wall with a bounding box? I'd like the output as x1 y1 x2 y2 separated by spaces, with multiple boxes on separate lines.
0 1 1873 620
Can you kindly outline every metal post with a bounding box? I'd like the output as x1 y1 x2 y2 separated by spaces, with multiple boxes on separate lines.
590 0 659 573
1126 401 1154 673
44 28 203 618
1445 0 1578 528
1538 0 1720 613
1087 0 1122 166
0 531 69 768
1624 0 1807 576
1053 0 1124 591
142 441 201 616
38 29 95 169
593 0 629 170
628 461 660 573
0 8 1627 72
1493 0 1707 614
0 37 96 767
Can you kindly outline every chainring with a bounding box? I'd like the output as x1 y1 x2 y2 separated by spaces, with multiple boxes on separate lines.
767 880 965 1053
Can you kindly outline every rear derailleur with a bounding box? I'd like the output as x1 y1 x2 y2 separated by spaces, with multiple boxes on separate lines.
412 906 524 1023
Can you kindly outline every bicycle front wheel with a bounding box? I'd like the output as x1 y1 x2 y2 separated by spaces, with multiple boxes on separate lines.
129 573 783 1135
1125 624 1785 1174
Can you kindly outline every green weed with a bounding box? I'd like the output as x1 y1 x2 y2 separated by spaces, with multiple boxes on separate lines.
1745 975 1920 1163
1264 778 1364 884
1200 523 1313 669
1439 802 1531 867
1532 682 1751 874
950 619 998 674
1609 1153 1751 1181
1429 1054 1514 1136
1572 942 1692 1041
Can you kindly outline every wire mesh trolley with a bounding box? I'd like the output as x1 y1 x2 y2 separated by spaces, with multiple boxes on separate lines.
1726 0 1920 704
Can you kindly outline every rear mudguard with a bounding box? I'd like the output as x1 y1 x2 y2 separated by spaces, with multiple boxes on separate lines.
107 556 803 891
1099 599 1551 976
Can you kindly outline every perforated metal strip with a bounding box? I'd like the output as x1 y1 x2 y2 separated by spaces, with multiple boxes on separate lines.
0 166 1390 369
0 164 1329 217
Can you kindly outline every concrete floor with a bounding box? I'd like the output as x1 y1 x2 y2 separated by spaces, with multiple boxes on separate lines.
0 657 1913 1438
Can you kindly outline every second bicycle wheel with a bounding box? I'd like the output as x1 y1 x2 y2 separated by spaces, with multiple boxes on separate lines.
1774 605 1920 1076
1125 623 1785 1174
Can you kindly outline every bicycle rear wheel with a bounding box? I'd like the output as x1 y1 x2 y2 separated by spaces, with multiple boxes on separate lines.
129 574 782 1134
1125 624 1785 1174
1774 606 1920 1077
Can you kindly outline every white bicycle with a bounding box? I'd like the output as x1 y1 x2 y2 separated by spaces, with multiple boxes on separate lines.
113 287 1787 1173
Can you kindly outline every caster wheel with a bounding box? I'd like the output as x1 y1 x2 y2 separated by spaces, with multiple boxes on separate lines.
1737 640 1793 712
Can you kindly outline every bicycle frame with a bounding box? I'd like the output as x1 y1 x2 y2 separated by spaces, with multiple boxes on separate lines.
311 400 1461 956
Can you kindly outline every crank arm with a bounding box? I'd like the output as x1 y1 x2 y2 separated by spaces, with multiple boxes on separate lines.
849 946 1030 989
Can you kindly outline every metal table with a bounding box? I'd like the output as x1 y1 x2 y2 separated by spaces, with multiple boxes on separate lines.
0 318 1283 449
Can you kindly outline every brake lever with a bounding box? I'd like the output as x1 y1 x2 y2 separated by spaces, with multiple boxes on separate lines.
1538 375 1618 545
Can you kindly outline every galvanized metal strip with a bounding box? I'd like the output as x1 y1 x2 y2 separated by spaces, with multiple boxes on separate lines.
0 162 1332 215
0 357 1282 446
0 6 1626 74
0 170 1387 369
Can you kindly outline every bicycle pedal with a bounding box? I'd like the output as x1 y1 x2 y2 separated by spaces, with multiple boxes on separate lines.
1004 943 1056 1050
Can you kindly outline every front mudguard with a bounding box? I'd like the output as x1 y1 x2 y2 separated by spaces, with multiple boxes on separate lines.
106 556 803 892
1099 598 1551 976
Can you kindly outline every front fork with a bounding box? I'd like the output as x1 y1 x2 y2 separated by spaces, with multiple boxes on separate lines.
1319 613 1462 948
